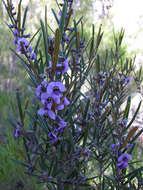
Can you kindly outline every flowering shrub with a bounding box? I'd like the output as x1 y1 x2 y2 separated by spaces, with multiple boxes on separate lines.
3 0 143 189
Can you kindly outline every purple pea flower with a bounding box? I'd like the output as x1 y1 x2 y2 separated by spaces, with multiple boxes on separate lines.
117 153 132 170
24 33 31 38
17 38 29 47
17 38 29 53
59 119 67 127
29 52 36 60
111 144 116 151
41 81 49 87
41 92 61 109
97 90 100 100
47 81 66 96
13 29 19 36
63 97 70 106
49 59 69 74
9 24 13 28
38 107 56 120
58 11 62 16
36 81 48 98
62 59 69 73
57 97 70 110
28 46 33 53
63 34 70 42
124 77 131 83
56 119 67 133
67 27 74 31
48 132 58 143
56 126 64 133
13 37 20 45
14 128 19 137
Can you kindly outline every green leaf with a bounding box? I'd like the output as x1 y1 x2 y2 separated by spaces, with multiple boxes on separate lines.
52 29 60 72
39 156 49 170
48 158 54 176
89 24 95 61
73 19 79 50
10 158 29 167
10 48 38 86
123 96 131 119
59 2 67 40
34 34 42 53
51 8 59 24
17 0 22 32
39 50 44 73
83 98 90 119
22 6 28 30
127 101 142 129
40 19 49 65
2 0 15 25
123 166 143 185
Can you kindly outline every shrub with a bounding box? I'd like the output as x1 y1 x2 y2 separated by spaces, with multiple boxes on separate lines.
3 0 143 189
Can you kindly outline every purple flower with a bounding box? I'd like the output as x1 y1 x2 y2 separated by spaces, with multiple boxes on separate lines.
56 119 67 133
56 97 70 110
124 77 131 83
9 24 13 28
47 81 66 96
58 11 62 16
59 119 67 127
111 144 116 151
56 126 64 133
24 33 31 38
48 132 58 143
117 153 132 170
38 107 56 120
117 161 128 170
14 128 19 137
41 92 61 108
28 46 33 53
17 38 29 47
41 81 49 87
49 59 69 74
67 27 74 31
13 37 20 45
56 104 64 110
17 38 29 53
36 81 48 98
63 97 70 106
13 29 19 36
63 34 70 42
29 52 36 60
97 90 100 100
62 59 69 73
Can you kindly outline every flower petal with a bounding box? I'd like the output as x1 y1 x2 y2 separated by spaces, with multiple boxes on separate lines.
47 110 56 120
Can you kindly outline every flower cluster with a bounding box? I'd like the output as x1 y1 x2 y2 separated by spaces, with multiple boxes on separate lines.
36 60 70 142
48 57 69 75
7 2 36 60
9 24 36 60
117 153 132 170
37 81 70 119
111 118 133 170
